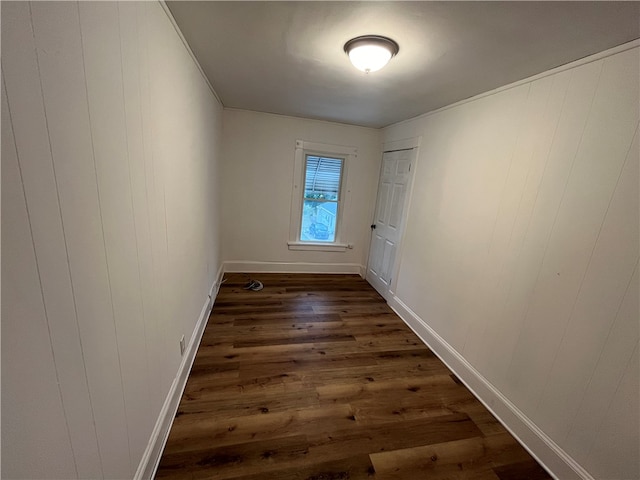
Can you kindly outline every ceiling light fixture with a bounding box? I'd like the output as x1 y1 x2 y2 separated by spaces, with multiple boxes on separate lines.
344 35 399 73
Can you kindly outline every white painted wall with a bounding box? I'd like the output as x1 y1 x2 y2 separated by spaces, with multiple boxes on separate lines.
1 2 223 478
383 45 639 479
221 109 381 273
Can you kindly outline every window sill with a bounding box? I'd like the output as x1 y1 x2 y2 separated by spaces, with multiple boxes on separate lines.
287 241 349 252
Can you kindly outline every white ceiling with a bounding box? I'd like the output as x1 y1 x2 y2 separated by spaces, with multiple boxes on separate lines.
166 1 640 128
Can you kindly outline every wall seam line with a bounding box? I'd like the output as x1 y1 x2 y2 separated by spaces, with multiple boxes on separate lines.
136 0 164 426
115 3 154 453
584 341 639 462
28 2 105 475
563 257 638 449
77 2 134 474
471 68 575 370
481 75 560 356
502 59 606 385
460 81 532 355
2 68 78 478
138 2 165 394
533 123 640 421
142 1 170 387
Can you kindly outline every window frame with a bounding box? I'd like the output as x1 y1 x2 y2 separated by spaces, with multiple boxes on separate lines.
288 140 356 252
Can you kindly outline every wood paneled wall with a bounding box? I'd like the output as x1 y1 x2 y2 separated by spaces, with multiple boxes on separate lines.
383 46 639 479
1 2 223 478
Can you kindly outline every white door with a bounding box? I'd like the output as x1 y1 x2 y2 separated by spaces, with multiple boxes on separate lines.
366 148 416 300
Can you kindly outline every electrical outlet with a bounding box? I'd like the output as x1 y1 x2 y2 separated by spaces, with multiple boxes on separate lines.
179 335 185 356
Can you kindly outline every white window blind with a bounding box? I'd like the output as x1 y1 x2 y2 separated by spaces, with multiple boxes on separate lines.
304 156 343 200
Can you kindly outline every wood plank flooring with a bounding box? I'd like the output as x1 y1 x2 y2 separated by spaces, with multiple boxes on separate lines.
156 273 551 480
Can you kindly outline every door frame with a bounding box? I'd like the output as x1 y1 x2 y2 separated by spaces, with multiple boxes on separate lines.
366 136 421 301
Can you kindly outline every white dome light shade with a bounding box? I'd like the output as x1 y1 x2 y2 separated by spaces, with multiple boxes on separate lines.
348 45 392 73
344 35 399 73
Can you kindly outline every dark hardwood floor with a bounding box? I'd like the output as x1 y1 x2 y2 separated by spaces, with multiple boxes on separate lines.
156 273 551 480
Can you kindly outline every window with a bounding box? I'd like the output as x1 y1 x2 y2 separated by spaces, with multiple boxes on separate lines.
301 155 343 243
288 140 357 251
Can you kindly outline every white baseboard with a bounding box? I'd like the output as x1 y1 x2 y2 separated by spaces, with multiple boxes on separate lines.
388 295 593 480
209 263 225 310
224 260 365 276
134 269 221 480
